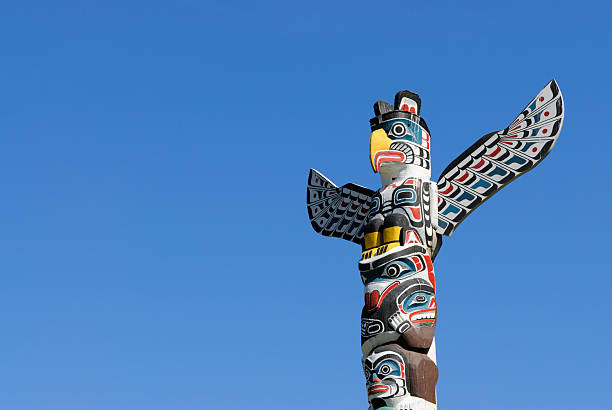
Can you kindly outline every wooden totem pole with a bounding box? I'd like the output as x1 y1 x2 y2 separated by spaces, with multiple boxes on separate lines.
306 80 564 410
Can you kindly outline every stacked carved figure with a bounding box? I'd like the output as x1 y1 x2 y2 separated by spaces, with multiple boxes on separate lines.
306 80 564 410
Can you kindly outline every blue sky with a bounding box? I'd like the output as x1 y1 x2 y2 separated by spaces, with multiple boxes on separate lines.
0 1 610 409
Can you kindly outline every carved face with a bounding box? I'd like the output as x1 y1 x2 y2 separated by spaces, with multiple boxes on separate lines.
399 289 436 326
363 350 407 400
369 118 431 173
363 344 439 406
361 275 437 352
360 247 434 316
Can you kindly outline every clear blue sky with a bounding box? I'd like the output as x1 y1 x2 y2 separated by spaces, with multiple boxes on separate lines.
1 1 610 409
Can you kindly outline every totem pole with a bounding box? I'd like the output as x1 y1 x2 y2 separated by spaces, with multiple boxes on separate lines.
306 80 564 410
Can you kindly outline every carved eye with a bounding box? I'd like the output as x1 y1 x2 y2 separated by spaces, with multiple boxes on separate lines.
379 364 392 375
384 263 401 278
390 122 407 137
409 294 428 306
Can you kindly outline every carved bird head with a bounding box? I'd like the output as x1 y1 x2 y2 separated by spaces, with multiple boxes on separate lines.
369 91 432 181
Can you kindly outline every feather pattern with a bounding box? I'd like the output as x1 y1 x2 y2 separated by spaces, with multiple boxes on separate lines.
307 169 375 244
436 79 564 236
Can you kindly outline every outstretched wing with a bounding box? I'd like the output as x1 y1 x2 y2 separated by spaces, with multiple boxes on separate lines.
306 169 375 245
436 79 564 236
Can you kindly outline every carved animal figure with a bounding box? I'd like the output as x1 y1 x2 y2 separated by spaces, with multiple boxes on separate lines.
306 81 564 409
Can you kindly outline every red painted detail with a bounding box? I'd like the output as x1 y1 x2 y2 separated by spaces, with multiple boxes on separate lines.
506 134 519 138
422 132 430 150
409 256 423 271
485 145 501 158
400 363 405 379
400 104 410 111
457 171 469 183
365 290 380 310
405 230 422 244
539 97 545 102
374 150 406 172
368 384 389 394
409 307 436 323
542 128 548 134
366 282 399 312
544 111 550 117
439 183 454 195
511 125 521 131
510 118 519 127
425 254 435 289
410 107 416 114
471 158 485 170
532 147 538 152
501 141 513 145
409 206 421 220
404 178 416 186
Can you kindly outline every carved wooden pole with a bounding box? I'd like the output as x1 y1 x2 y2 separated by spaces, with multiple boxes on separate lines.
306 80 564 409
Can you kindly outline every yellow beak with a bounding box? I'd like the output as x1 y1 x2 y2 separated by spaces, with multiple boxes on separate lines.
369 128 392 172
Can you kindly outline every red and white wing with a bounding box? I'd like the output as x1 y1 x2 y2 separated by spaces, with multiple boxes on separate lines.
436 79 564 236
307 169 375 245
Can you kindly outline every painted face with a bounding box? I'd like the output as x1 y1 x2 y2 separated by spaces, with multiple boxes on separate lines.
360 248 434 315
363 350 407 400
363 344 439 406
369 119 431 173
398 286 436 326
361 276 437 353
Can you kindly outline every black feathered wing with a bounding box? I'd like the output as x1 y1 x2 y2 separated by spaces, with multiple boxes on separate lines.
436 79 564 236
306 169 375 245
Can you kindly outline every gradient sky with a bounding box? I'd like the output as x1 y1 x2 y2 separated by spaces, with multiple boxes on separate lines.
1 1 611 409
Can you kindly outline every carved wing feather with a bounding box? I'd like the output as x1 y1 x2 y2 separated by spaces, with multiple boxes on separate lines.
436 79 564 236
307 169 375 245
